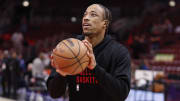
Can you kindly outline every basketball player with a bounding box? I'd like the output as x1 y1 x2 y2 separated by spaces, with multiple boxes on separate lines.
47 4 131 101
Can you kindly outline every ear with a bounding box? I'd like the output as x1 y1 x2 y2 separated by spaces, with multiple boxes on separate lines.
103 20 109 29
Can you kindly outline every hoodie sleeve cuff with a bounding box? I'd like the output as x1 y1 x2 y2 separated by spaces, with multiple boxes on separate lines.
94 64 106 79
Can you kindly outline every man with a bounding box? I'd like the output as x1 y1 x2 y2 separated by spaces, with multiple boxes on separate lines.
9 51 21 99
32 52 45 77
47 4 131 101
1 50 11 97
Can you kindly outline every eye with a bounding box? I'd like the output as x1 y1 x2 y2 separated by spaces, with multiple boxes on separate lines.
91 13 97 17
83 13 87 17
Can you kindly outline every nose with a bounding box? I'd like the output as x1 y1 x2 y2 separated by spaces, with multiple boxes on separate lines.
83 14 90 22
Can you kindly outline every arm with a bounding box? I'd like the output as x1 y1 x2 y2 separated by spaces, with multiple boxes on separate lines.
83 40 131 101
46 69 67 98
95 52 131 101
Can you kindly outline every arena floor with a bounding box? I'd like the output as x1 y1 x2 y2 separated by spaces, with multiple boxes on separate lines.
126 89 164 101
0 97 15 101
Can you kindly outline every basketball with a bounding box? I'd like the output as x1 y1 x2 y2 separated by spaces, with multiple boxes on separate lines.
52 38 89 75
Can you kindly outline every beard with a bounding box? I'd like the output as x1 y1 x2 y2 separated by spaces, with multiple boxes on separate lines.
83 31 92 36
82 27 98 37
82 28 94 36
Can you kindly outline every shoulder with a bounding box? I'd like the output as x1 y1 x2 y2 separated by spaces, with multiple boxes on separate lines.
110 40 129 55
109 41 131 62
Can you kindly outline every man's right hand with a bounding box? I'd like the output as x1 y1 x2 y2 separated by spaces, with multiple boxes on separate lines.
51 50 69 77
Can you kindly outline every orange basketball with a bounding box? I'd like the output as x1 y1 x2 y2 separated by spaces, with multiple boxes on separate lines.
52 38 89 75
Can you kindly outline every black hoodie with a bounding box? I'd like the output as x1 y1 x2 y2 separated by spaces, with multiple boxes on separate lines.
46 35 131 101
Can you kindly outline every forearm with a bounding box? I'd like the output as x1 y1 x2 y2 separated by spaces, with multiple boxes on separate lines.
94 65 131 101
47 70 67 98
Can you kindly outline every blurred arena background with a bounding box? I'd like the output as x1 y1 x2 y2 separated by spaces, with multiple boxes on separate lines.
0 0 180 101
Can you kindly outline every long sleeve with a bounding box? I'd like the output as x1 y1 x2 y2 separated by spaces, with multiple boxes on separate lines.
94 50 131 101
46 69 67 98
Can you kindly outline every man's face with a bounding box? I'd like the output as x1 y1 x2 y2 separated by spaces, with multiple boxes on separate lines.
82 4 106 36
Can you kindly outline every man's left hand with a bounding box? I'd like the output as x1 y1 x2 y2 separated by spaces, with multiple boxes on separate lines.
82 40 96 70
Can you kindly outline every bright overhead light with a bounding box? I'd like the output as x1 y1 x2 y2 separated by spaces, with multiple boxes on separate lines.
22 1 29 7
71 17 77 22
169 0 176 7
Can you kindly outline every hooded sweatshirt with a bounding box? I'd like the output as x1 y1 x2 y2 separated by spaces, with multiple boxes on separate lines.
46 35 131 101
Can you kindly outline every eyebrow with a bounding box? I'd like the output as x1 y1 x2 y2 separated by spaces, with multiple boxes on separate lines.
85 10 97 14
90 11 97 13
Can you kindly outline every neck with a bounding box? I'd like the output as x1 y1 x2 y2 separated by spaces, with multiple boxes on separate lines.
85 32 105 48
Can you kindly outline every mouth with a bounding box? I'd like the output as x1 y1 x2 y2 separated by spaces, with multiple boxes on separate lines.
83 23 91 28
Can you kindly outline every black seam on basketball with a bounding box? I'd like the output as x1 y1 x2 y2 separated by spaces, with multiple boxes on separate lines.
61 41 80 59
52 39 80 59
64 39 80 58
70 40 84 74
71 42 89 74
62 40 82 72
53 52 77 59
54 39 89 74
80 44 88 69
71 61 89 74
55 48 88 69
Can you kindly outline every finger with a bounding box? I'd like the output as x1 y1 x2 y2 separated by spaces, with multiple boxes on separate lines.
51 59 56 68
84 43 93 54
82 40 86 42
51 49 55 53
51 49 55 58
82 40 92 47
56 69 68 77
50 54 53 59
83 40 92 48
87 50 90 57
51 59 54 67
